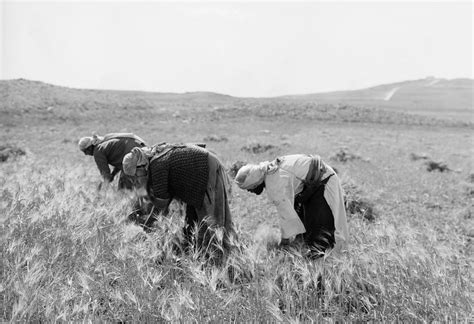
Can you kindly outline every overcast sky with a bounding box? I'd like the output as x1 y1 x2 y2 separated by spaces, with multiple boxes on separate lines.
1 1 472 97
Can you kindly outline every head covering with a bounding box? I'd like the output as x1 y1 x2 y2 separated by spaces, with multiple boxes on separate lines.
78 137 93 151
235 160 279 190
122 147 152 176
78 134 104 151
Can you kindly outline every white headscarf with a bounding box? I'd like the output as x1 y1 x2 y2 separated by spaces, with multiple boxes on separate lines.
122 147 153 176
78 134 104 151
235 160 279 190
78 137 93 151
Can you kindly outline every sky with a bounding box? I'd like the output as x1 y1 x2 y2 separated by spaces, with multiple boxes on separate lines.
1 0 472 97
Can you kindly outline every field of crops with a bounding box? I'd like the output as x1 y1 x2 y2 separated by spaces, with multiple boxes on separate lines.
1 82 472 321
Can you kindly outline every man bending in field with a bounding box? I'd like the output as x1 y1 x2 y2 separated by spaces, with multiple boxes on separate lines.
78 133 147 190
235 154 348 258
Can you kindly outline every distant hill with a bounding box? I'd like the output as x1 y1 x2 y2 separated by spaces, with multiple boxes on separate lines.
281 77 473 119
0 78 235 113
1 77 472 124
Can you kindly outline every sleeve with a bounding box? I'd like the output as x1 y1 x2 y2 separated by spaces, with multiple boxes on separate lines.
324 174 349 249
149 161 171 200
93 150 113 182
150 197 171 215
265 171 306 239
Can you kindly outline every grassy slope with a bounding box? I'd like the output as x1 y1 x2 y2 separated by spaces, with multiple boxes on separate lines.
282 77 474 120
0 80 473 321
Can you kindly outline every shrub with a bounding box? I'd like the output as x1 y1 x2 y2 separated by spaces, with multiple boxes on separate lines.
241 142 277 154
0 144 26 162
425 160 450 172
342 178 376 222
228 160 247 179
330 148 362 163
203 135 228 142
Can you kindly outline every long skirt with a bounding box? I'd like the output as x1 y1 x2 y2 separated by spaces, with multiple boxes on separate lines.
296 176 336 257
184 153 235 259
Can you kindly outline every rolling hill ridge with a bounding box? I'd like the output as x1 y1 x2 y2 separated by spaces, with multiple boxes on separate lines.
1 77 472 125
281 77 473 116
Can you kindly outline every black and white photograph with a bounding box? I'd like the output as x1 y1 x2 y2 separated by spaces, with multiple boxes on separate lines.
1 0 472 321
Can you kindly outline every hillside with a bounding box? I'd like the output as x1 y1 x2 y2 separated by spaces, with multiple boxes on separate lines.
0 78 472 127
282 77 473 119
0 79 236 113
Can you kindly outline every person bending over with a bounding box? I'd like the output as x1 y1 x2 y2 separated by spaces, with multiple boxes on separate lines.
78 133 147 190
123 143 236 262
235 154 348 258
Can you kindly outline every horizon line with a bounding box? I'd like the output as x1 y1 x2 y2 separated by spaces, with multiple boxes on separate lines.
2 75 473 99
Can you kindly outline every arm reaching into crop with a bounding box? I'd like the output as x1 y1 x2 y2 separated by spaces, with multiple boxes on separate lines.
265 170 306 240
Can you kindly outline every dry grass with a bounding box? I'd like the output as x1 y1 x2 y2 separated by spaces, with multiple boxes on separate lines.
0 86 472 321
1 143 472 321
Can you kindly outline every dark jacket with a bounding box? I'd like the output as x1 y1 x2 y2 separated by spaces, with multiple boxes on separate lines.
93 133 146 182
148 145 209 208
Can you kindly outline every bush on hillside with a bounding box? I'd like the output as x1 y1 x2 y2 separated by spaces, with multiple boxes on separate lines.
203 134 228 142
342 178 377 222
330 148 364 163
425 160 450 172
0 144 26 162
228 160 247 179
241 142 278 154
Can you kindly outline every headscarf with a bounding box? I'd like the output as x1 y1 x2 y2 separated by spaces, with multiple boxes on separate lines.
235 160 279 190
78 134 104 151
122 147 153 176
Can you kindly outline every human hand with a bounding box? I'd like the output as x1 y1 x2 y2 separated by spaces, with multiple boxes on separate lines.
280 238 291 246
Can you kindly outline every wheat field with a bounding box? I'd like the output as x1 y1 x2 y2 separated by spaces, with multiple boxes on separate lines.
1 94 473 321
